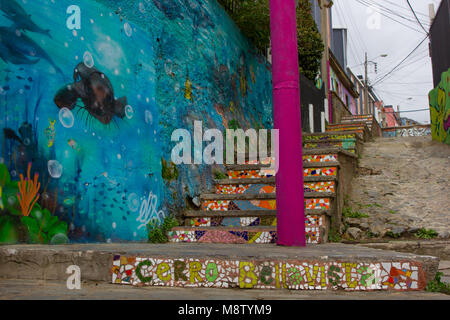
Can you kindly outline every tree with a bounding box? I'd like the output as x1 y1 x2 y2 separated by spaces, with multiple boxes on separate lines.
219 0 324 81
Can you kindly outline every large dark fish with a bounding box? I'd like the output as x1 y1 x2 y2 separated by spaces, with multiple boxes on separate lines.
0 27 62 74
0 0 51 38
153 0 184 20
183 0 214 30
54 63 127 125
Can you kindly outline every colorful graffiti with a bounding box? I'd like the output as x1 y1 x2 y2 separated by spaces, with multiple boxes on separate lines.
429 68 450 145
0 0 273 243
112 255 426 291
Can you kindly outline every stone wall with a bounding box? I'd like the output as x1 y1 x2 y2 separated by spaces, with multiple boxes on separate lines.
330 91 352 124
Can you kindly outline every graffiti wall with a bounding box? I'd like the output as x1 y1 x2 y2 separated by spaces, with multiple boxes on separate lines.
0 0 273 244
382 126 432 138
429 68 450 145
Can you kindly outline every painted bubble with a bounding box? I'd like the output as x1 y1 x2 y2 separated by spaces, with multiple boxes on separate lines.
139 2 146 13
48 160 63 178
128 193 140 212
83 51 94 68
59 107 74 128
50 233 69 244
125 105 134 119
124 22 133 37
145 110 153 124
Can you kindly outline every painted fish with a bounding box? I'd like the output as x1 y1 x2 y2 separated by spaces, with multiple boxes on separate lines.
68 139 81 152
44 118 56 147
54 63 127 125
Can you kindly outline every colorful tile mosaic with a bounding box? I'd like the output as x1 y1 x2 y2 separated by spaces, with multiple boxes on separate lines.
303 135 356 141
305 198 331 210
304 181 335 193
187 215 323 229
168 229 278 244
203 198 330 211
228 169 275 179
304 142 356 153
304 167 337 177
112 256 426 291
303 154 338 163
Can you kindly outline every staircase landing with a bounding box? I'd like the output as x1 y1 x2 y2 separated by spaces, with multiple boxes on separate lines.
0 243 438 292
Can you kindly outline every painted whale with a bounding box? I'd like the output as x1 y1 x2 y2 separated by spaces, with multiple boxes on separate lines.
0 26 62 74
54 63 127 125
0 0 52 38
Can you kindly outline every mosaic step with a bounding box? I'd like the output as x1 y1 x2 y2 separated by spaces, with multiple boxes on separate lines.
112 248 430 291
215 181 336 194
303 132 362 142
202 196 334 212
184 213 327 229
303 140 356 153
227 165 339 179
167 226 324 244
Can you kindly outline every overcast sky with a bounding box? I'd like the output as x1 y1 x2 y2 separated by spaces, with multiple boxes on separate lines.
332 0 442 124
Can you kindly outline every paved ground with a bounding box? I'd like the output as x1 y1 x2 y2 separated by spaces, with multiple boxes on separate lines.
0 278 448 300
346 136 450 239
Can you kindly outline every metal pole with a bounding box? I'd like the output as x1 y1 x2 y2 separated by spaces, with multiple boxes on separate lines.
364 52 369 115
269 0 306 247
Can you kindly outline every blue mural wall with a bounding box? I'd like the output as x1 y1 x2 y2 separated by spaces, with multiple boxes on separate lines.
0 0 273 243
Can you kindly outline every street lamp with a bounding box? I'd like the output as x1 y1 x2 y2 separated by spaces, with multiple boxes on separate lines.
364 53 388 114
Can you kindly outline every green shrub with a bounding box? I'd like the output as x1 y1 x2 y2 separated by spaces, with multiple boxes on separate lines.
219 0 324 81
414 228 438 239
343 207 369 219
426 272 450 295
148 215 179 243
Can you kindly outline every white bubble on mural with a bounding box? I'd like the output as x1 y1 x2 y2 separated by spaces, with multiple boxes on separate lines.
128 193 140 212
124 22 133 37
59 107 74 128
145 110 153 124
83 51 94 68
48 160 63 178
139 2 146 13
125 105 134 119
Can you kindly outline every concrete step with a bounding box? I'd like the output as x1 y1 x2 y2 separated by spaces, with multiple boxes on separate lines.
200 192 335 201
0 244 437 291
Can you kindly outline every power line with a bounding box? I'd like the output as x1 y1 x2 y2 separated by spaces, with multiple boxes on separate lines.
371 35 429 86
406 0 429 34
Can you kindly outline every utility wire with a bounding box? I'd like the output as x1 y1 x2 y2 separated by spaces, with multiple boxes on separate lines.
406 0 430 35
371 35 429 86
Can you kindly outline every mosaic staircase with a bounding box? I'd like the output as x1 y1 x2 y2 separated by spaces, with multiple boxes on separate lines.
106 117 437 292
168 130 359 245
340 114 381 138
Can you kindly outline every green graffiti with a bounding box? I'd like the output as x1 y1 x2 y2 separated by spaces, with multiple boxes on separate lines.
429 68 450 145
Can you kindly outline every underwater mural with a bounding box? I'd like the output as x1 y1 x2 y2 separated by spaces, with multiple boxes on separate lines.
429 68 450 145
0 0 273 243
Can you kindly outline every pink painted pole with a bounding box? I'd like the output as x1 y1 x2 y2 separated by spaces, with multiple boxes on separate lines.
270 0 306 246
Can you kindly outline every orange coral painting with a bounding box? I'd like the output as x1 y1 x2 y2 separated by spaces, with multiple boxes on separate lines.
17 163 41 217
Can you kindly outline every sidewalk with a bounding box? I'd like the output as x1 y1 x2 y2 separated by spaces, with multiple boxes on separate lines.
1 278 448 300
